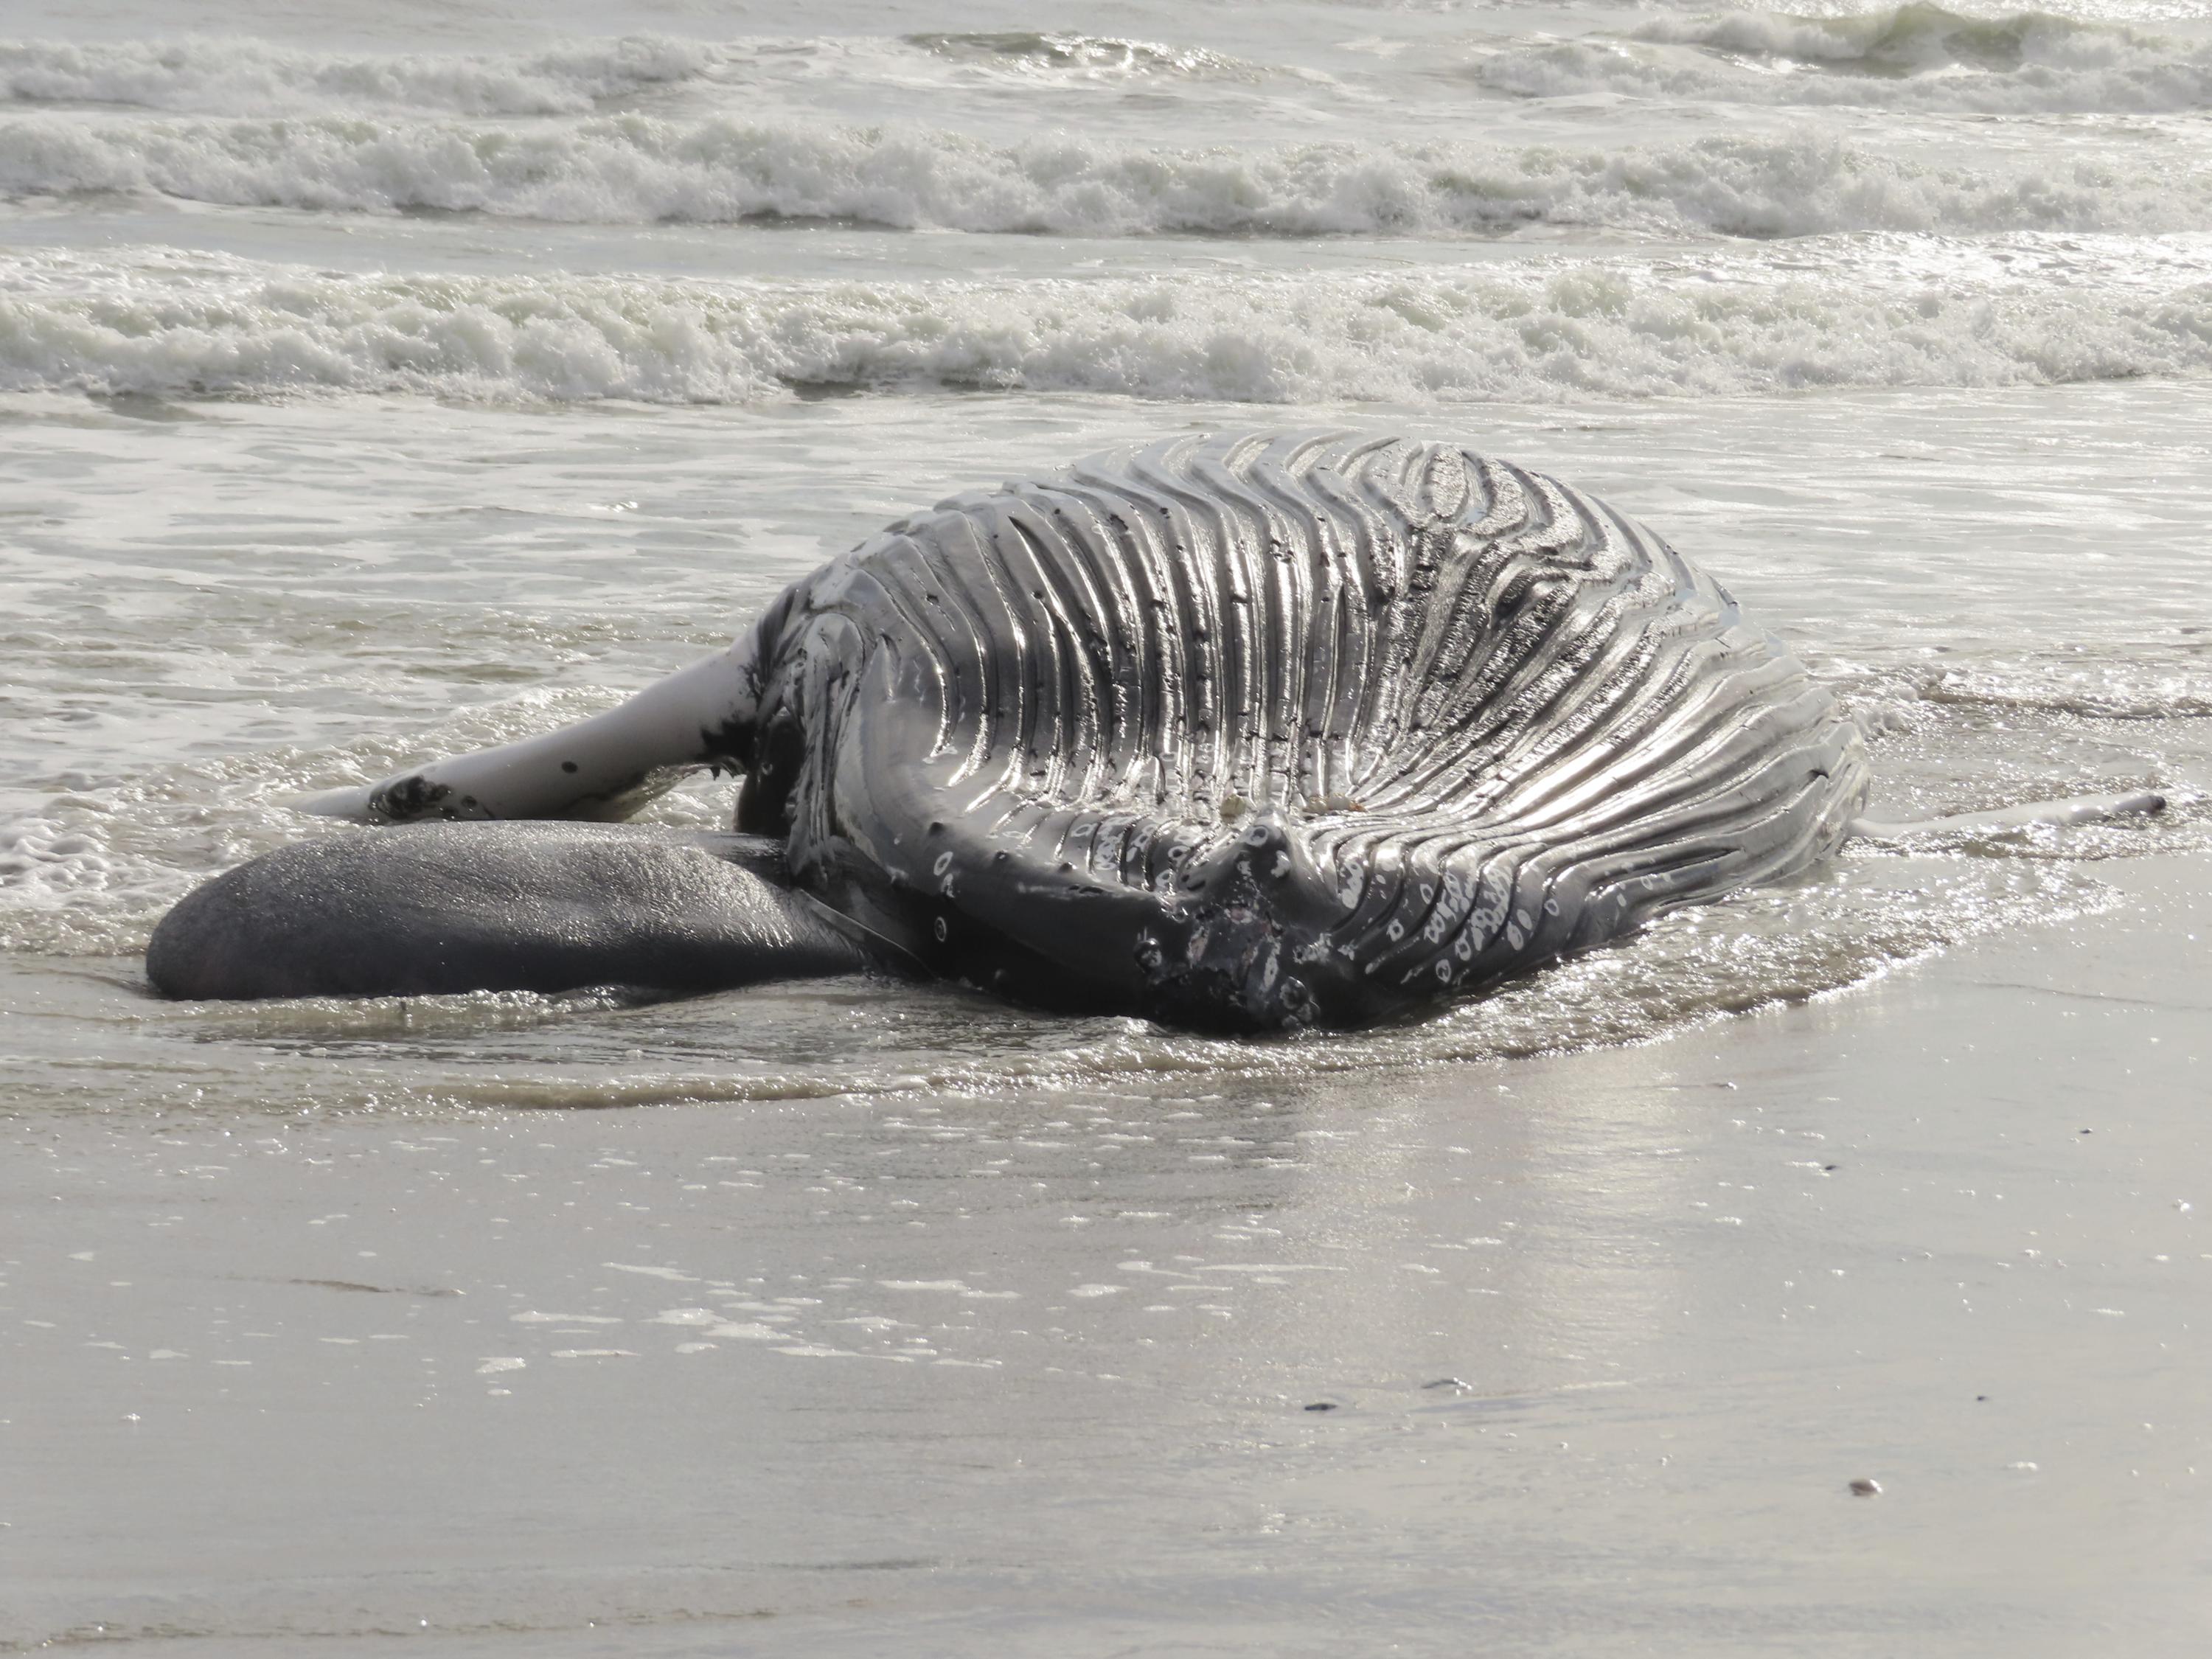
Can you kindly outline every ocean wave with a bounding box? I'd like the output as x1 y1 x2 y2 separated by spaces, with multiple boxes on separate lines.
0 30 1256 120
902 32 1257 80
4 242 2210 407
1475 4 2212 114
1 114 2208 237
1916 667 2212 720
0 35 720 117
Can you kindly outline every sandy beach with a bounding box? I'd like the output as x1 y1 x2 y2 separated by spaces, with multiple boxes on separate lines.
8 0 2212 1649
7 851 2205 1656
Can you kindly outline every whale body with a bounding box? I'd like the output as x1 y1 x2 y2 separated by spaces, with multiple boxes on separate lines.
151 430 1881 1029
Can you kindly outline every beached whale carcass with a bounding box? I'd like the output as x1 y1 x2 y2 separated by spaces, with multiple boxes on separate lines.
150 430 2144 1030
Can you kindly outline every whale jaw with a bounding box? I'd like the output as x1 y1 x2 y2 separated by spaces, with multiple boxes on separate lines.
146 823 864 1002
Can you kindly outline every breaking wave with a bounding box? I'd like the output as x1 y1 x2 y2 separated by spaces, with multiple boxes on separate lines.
0 35 722 117
4 241 2210 406
901 32 1256 80
1476 4 2212 115
2 115 2209 237
0 29 1256 119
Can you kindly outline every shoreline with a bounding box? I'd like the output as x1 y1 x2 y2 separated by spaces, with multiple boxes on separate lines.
7 852 2205 1656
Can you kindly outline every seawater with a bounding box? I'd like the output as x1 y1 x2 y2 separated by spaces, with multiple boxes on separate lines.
3 0 2209 1115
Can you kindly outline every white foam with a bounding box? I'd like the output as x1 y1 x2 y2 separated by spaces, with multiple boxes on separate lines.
1 114 2208 237
901 31 1255 80
4 240 2210 409
0 35 720 116
0 810 191 956
1476 4 2212 116
0 31 1247 119
0 817 119 897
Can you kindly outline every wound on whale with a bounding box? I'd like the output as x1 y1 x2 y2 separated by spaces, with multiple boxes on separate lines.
146 430 2160 1032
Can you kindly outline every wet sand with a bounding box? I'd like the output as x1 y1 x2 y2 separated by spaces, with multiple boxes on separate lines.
5 854 2208 1658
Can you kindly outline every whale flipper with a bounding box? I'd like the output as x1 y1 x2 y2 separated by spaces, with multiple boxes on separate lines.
296 646 763 825
146 823 864 1001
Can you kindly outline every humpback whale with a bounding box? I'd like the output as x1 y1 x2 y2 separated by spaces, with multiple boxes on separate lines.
145 431 2163 1032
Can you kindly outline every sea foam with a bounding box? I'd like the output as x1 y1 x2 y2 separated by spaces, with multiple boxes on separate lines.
0 30 1249 119
1476 4 2212 115
1 114 2208 237
902 31 1256 80
0 35 721 117
4 242 2208 407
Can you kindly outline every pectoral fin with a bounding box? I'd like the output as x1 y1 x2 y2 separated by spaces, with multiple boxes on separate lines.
296 646 759 825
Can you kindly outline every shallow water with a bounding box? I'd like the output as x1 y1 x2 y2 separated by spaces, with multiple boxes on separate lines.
4 384 2207 1109
4 0 2211 1649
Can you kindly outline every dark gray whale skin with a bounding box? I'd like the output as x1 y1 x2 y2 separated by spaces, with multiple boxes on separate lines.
146 824 865 1000
148 431 1874 1030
